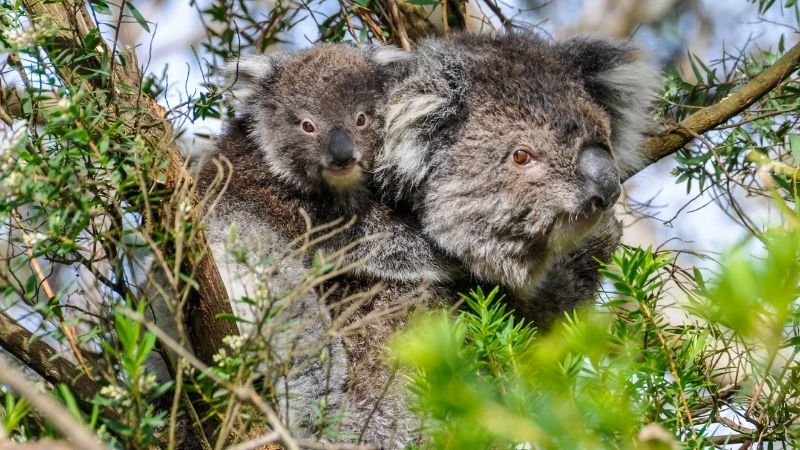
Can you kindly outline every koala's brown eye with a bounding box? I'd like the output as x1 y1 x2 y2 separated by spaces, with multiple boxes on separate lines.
512 147 535 166
301 120 316 133
356 112 368 128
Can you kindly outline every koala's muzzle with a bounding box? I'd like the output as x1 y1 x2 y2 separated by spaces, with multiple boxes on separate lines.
327 128 357 167
578 146 621 214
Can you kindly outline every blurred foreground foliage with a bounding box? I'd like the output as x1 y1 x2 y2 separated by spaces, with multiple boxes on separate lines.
396 221 800 448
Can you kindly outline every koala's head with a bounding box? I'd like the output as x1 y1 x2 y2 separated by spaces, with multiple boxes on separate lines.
224 44 408 194
377 32 659 291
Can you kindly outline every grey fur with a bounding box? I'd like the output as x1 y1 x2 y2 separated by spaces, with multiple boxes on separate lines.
205 212 351 436
207 44 461 285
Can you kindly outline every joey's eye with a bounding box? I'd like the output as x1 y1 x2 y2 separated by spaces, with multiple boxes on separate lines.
301 120 316 133
511 146 536 166
355 112 368 128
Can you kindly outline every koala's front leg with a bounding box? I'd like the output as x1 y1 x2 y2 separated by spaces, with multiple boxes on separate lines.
510 216 623 327
326 205 465 285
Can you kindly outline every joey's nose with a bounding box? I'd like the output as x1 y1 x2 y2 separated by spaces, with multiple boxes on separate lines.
327 128 356 166
578 146 621 214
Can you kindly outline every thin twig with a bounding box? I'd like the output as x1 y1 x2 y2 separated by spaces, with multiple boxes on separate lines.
441 0 449 35
637 301 697 437
482 0 512 30
224 432 279 450
385 0 411 50
10 210 92 379
120 309 300 450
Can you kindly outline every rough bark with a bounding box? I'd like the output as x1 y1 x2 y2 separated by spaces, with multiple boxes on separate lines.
0 311 100 412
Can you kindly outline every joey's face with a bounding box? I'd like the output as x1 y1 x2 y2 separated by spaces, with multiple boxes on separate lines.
420 82 621 290
286 104 378 192
247 46 383 193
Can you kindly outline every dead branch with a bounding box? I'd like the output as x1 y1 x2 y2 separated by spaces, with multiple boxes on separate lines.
384 0 412 50
0 441 76 450
224 432 279 450
374 0 439 43
0 311 100 413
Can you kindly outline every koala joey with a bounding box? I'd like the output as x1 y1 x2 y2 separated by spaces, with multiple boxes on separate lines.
376 32 659 320
194 44 455 445
200 44 460 286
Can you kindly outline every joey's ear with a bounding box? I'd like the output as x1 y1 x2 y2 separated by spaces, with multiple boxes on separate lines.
378 64 467 199
558 36 661 175
221 54 289 109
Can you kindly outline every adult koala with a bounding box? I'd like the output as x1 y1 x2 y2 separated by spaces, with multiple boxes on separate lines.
377 32 659 322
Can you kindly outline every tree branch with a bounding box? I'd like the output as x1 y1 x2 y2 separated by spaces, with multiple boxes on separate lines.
21 0 239 367
0 441 76 450
0 311 100 413
375 0 439 44
632 42 800 180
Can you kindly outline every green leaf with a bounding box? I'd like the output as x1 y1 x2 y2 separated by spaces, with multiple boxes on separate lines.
692 267 706 291
135 331 157 368
126 1 151 32
90 0 112 14
687 52 705 84
114 312 134 354
760 0 778 14
216 312 249 323
789 134 800 162
56 385 82 420
405 0 441 5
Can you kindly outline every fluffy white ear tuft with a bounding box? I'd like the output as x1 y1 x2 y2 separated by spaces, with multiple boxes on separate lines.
221 54 285 108
370 45 411 65
377 93 449 198
560 36 661 176
384 94 448 134
596 57 661 175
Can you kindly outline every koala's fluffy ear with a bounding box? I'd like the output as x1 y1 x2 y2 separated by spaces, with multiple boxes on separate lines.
221 54 288 110
378 53 468 199
558 37 661 175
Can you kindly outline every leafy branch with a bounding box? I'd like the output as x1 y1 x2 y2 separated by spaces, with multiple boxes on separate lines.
632 41 800 180
19 0 239 366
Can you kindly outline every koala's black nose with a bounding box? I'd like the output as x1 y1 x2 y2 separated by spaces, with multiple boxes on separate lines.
577 146 621 214
327 128 356 166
